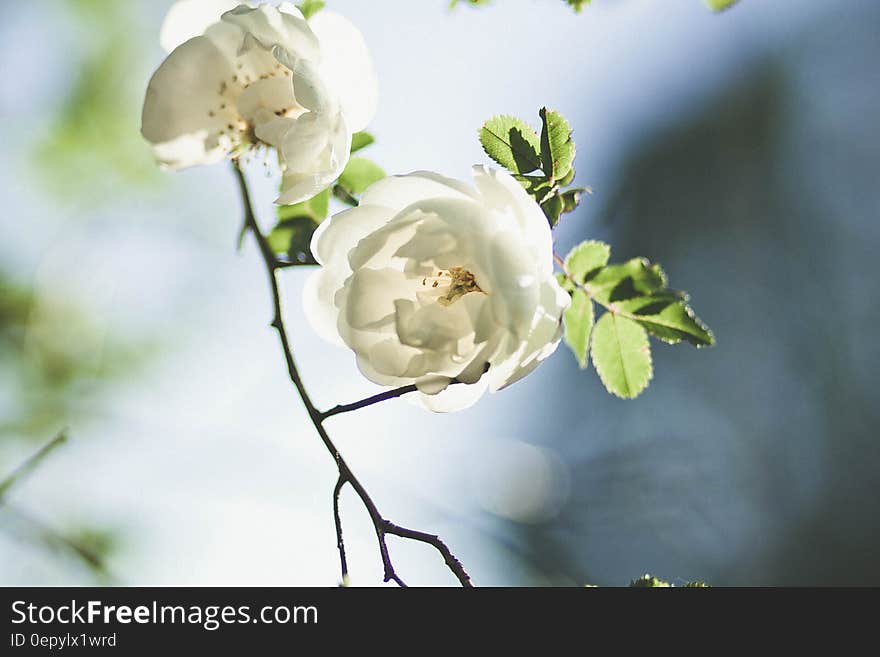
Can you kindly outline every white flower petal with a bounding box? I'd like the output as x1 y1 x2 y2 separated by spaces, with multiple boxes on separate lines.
278 110 337 168
221 3 319 60
237 76 301 126
360 172 478 212
142 26 241 168
410 378 489 413
311 204 394 267
354 354 412 388
268 52 333 113
394 297 478 352
367 339 422 379
150 131 230 169
490 279 568 391
309 10 378 132
300 167 564 412
252 114 295 149
347 213 421 272
276 111 350 205
159 0 241 53
146 0 373 209
302 268 345 346
342 268 404 332
472 165 554 275
484 230 540 337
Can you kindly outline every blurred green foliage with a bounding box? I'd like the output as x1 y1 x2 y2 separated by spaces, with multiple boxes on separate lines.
33 0 159 197
0 270 154 444
629 574 709 587
0 433 118 582
1 0 163 582
454 0 737 13
705 0 740 11
298 0 326 19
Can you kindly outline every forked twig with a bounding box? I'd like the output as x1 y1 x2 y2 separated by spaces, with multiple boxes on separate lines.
232 161 472 587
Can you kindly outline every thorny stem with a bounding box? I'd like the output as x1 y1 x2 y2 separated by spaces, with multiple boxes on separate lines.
232 161 473 588
332 475 349 584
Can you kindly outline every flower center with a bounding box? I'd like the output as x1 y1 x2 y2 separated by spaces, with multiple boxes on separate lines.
421 267 485 307
210 62 298 149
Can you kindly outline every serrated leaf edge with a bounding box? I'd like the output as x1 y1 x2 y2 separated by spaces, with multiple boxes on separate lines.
479 115 543 174
539 107 575 181
632 304 715 347
591 313 654 399
563 289 593 369
564 239 611 282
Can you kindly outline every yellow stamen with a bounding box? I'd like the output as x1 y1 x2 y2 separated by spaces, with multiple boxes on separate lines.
419 267 484 306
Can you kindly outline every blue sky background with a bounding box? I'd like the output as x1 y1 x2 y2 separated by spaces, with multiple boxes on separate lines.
2 0 877 586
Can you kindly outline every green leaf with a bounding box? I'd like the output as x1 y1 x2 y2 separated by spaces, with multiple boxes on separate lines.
561 187 587 214
618 295 714 347
539 107 575 182
350 131 374 153
629 574 708 587
453 0 589 11
272 187 331 260
586 258 666 304
591 313 653 399
298 0 325 19
564 240 610 284
540 193 564 227
558 168 576 187
277 187 330 224
267 215 319 263
630 574 672 588
514 174 554 201
555 272 574 293
479 115 543 175
563 289 593 369
704 0 739 11
565 0 591 11
338 157 385 195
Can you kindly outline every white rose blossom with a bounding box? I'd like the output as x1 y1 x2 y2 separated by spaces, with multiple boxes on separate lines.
303 166 570 412
142 1 378 205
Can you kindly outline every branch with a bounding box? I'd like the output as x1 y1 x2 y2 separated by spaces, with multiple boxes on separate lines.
332 183 359 207
332 475 349 585
0 429 68 500
321 385 418 420
384 521 473 587
555 251 656 323
232 161 473 587
321 379 470 420
1 506 116 583
0 430 115 582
